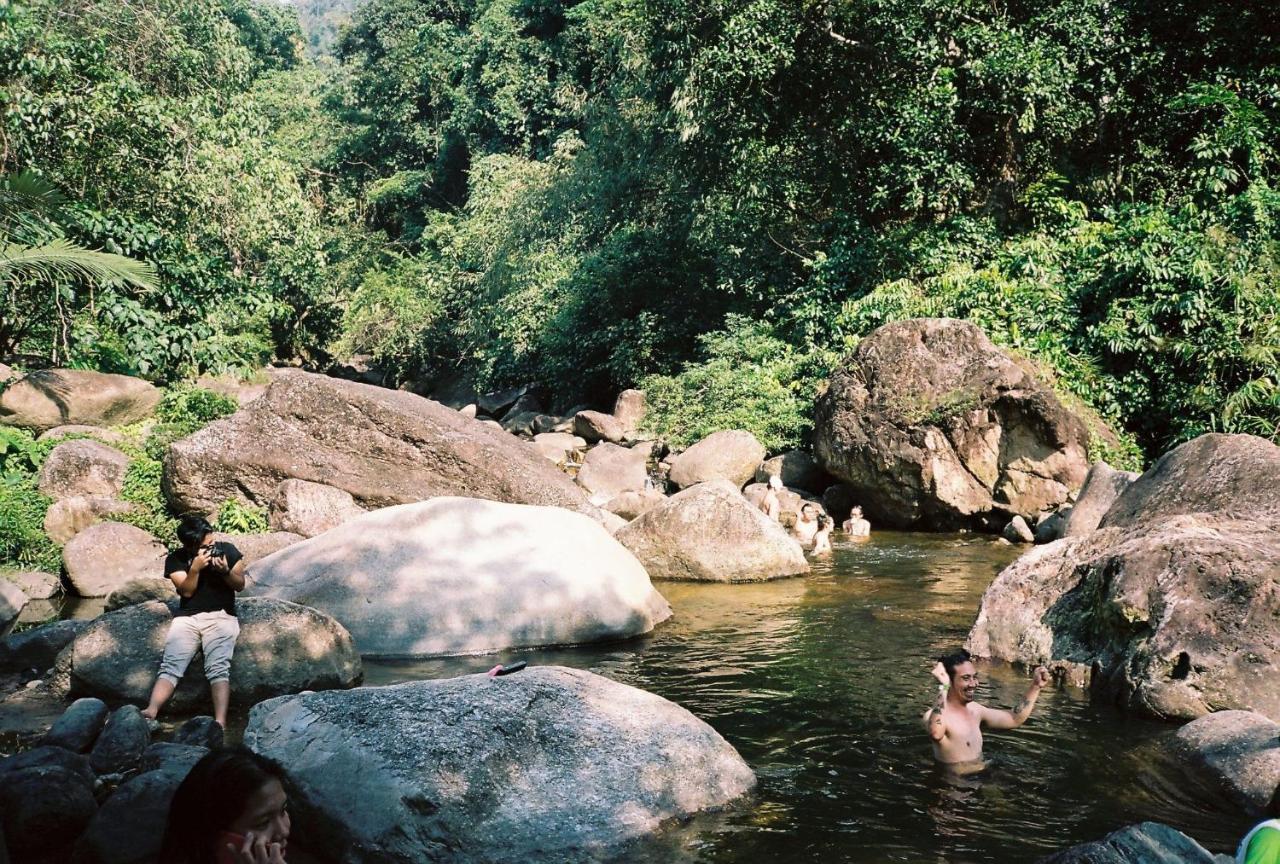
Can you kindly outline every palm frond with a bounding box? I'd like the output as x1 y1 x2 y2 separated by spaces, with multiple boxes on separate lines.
0 171 69 239
0 238 158 290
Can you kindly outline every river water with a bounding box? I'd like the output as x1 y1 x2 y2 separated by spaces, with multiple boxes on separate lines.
362 531 1247 863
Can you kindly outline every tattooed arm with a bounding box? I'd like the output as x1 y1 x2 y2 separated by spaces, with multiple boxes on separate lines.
981 666 1051 730
923 662 950 741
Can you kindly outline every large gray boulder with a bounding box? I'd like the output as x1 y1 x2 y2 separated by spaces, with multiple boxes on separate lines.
967 515 1280 722
668 430 766 490
244 667 755 863
36 439 130 501
88 705 151 775
616 480 809 582
0 369 160 432
0 762 97 863
211 531 304 566
575 442 651 501
62 521 167 598
531 432 585 463
68 598 361 711
0 578 26 640
104 577 174 612
162 369 591 516
268 478 365 538
573 410 626 444
1166 710 1280 817
43 495 135 544
0 620 88 675
814 318 1092 531
245 498 671 657
1036 822 1222 863
1060 461 1138 538
754 450 830 495
602 489 668 521
1100 433 1280 529
612 389 647 434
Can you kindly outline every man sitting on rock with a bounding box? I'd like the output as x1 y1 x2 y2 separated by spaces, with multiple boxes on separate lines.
924 648 1050 766
142 514 246 727
842 505 871 540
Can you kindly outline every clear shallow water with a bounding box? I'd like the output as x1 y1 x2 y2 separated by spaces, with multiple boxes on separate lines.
361 532 1249 863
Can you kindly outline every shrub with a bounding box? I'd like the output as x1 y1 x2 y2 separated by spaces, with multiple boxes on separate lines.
640 316 834 453
215 499 269 534
0 479 61 572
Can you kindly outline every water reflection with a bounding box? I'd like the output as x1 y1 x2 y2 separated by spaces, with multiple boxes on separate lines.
353 533 1246 862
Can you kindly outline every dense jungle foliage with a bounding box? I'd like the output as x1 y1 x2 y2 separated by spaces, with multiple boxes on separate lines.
3 0 1278 460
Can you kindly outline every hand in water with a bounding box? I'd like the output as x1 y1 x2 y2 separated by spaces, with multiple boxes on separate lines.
931 662 950 686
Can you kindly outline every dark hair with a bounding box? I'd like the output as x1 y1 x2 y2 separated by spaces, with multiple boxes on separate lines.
817 515 831 529
940 649 974 682
801 503 816 513
159 747 287 864
177 514 214 549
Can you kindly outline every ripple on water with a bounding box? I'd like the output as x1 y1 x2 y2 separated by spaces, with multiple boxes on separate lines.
339 532 1251 862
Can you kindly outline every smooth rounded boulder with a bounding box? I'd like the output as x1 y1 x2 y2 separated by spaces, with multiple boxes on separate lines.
68 598 361 711
36 439 130 501
0 763 97 862
0 369 160 432
602 488 668 521
5 570 59 600
44 495 135 544
243 666 756 864
616 480 809 582
668 430 766 490
212 530 304 566
573 409 626 444
814 318 1091 530
1099 433 1280 529
1165 710 1280 817
531 432 585 463
163 369 591 516
41 697 109 753
268 478 365 538
62 521 167 598
754 450 830 495
245 498 671 657
575 442 651 501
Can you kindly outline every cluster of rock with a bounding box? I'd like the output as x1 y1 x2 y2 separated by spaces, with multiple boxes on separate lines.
0 698 223 864
967 433 1280 723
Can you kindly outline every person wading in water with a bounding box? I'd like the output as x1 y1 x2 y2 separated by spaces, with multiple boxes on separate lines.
924 648 1050 766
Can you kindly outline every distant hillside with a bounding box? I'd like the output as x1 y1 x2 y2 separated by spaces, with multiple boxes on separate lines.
289 0 358 58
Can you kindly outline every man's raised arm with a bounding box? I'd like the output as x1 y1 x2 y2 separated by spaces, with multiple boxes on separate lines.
981 666 1051 730
923 661 950 741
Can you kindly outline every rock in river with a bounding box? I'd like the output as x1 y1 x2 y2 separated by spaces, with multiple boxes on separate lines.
244 666 756 864
668 429 766 490
967 432 1280 723
162 369 591 516
245 497 671 657
814 318 1092 531
68 598 361 711
1036 821 1223 863
1165 710 1280 817
616 480 809 582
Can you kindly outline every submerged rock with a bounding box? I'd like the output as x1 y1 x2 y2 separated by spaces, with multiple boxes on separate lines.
244 666 755 863
814 318 1091 531
1036 821 1221 863
163 369 591 516
246 498 670 657
616 480 809 582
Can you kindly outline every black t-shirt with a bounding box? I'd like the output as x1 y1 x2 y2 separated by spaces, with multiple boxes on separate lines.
163 541 244 617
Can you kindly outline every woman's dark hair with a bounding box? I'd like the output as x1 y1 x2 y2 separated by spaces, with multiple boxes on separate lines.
177 514 214 549
940 648 974 681
817 515 831 529
159 747 287 864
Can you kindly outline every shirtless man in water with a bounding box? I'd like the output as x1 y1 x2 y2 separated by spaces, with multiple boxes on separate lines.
924 648 1050 765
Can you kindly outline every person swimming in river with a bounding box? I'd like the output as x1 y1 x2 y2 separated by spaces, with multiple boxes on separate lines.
923 648 1050 765
811 514 833 556
792 502 820 546
842 505 871 540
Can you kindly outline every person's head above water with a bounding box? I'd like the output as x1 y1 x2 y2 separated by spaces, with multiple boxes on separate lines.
800 503 817 521
817 514 831 530
849 505 863 518
160 746 290 864
177 513 214 551
940 648 979 703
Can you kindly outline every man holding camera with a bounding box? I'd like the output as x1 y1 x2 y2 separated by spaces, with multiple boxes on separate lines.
142 514 246 728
